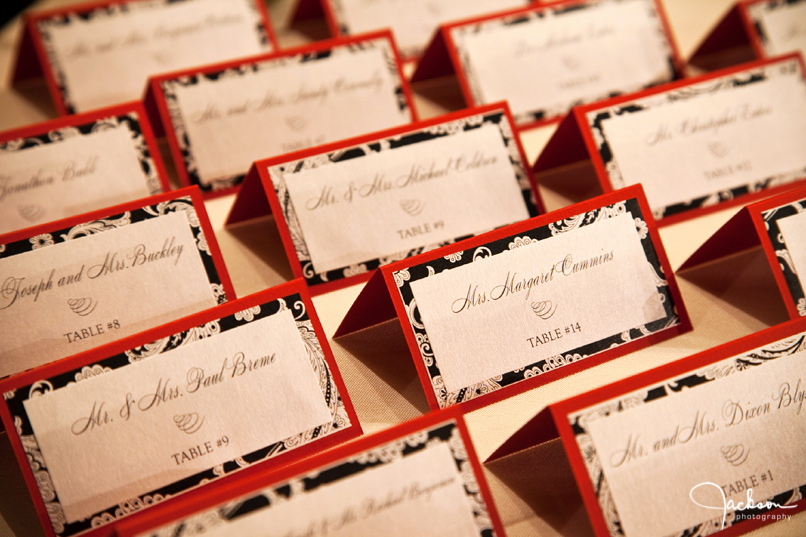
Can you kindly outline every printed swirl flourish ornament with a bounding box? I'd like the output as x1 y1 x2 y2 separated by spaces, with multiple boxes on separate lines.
531 300 557 320
721 444 750 466
17 204 45 222
67 297 97 316
400 198 425 216
174 413 205 435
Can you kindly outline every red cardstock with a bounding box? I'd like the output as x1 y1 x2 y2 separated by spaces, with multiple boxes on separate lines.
410 0 684 129
334 185 691 412
533 53 806 226
681 184 806 320
225 102 543 295
0 279 360 537
11 0 278 116
688 0 804 72
145 31 416 200
490 317 806 537
114 409 504 537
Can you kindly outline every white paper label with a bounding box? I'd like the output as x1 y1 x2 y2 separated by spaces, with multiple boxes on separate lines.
777 209 806 296
43 0 270 112
408 212 666 394
0 125 154 234
24 309 333 523
331 0 527 57
170 43 411 187
748 1 806 60
452 0 672 119
279 122 530 275
594 63 806 213
0 211 218 377
152 439 479 537
581 347 806 537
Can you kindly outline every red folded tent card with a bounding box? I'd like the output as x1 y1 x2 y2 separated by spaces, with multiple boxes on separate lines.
490 318 806 537
146 31 416 198
689 0 806 72
681 184 806 319
0 279 360 537
533 54 806 226
0 187 234 378
335 185 690 411
12 0 277 116
226 103 543 294
290 0 529 60
410 0 684 128
0 102 168 235
115 409 503 537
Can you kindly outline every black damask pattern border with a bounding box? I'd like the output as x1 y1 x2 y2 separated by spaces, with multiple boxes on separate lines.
34 0 269 115
0 196 226 305
161 38 411 193
270 110 539 287
587 60 806 220
4 292 348 537
451 0 678 125
0 112 163 197
762 198 806 315
395 198 679 407
567 332 806 537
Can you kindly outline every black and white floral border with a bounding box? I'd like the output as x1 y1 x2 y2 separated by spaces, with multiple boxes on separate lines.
746 0 806 56
449 0 677 125
762 196 806 316
143 420 495 537
267 109 539 287
393 198 679 408
161 37 411 193
0 195 227 306
585 57 806 221
35 0 270 115
2 291 350 537
0 110 163 202
568 331 806 537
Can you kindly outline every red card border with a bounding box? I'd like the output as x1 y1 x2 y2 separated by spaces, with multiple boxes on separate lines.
0 101 170 196
15 0 278 117
115 408 505 537
0 279 360 537
418 0 685 131
239 101 543 296
147 30 417 200
550 317 806 537
748 185 806 320
375 184 691 412
572 52 806 227
0 185 235 303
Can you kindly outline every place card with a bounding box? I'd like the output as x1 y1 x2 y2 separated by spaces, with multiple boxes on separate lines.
0 103 168 235
0 279 360 537
335 185 690 410
226 103 542 294
12 0 276 115
689 0 806 72
0 187 234 378
681 184 806 320
411 0 683 128
490 318 806 537
146 32 415 197
533 54 806 225
115 409 503 537
289 0 529 60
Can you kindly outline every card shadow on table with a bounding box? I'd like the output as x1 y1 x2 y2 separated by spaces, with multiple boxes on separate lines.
0 432 45 537
484 438 594 537
219 215 295 298
677 247 790 329
331 319 430 434
535 161 604 213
